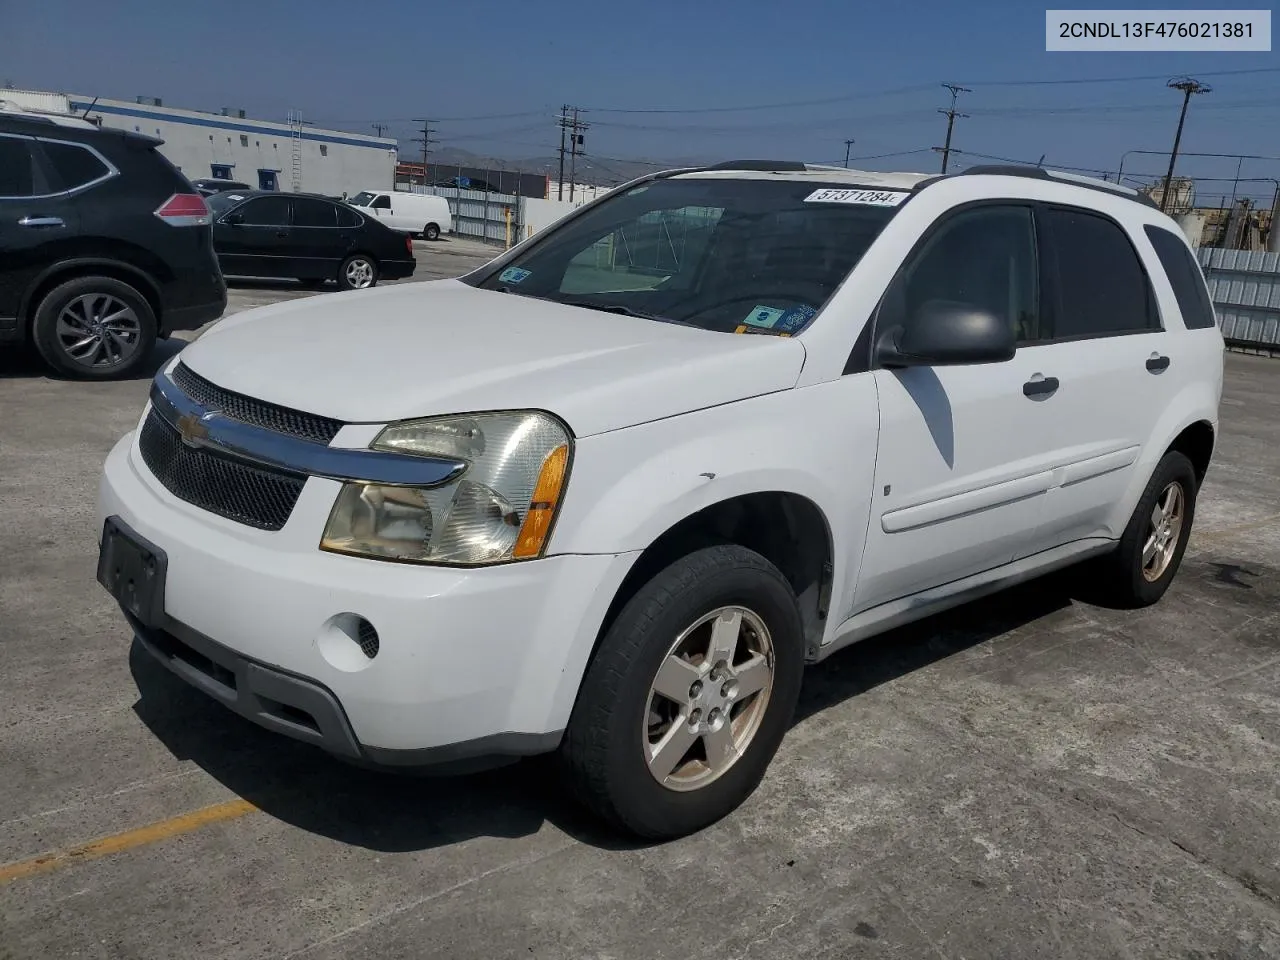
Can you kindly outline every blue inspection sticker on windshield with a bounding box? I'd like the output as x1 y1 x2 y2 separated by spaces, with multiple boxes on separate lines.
741 305 787 329
498 266 532 284
776 304 817 333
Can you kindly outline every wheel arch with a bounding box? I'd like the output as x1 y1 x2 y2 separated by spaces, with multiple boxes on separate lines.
591 490 836 665
20 259 162 336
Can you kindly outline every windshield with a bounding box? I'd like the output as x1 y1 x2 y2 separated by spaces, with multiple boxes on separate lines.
470 176 902 335
206 192 248 216
347 191 375 207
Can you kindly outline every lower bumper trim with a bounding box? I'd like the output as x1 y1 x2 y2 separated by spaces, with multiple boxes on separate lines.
127 610 564 768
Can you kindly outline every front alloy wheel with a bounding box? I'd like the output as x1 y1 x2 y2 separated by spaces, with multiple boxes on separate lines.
644 606 774 791
561 544 805 840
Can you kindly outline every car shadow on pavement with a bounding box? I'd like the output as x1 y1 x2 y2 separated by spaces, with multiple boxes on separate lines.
0 337 187 381
128 579 1075 853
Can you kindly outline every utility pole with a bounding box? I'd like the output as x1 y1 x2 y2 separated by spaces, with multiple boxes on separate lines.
411 118 437 188
568 108 589 201
1159 77 1211 213
933 83 971 174
844 139 856 167
557 104 569 200
371 122 388 137
557 106 588 201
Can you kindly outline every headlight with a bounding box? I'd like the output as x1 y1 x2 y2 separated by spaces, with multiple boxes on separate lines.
320 411 571 565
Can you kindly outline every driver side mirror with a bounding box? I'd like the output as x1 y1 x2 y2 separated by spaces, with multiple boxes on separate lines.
876 300 1016 368
222 213 243 226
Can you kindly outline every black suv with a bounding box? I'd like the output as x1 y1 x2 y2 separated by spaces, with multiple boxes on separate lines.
0 112 227 379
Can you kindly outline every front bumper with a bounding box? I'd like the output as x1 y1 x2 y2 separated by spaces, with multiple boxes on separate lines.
100 429 637 763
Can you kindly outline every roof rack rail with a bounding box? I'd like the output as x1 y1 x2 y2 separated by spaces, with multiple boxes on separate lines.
703 159 809 172
954 164 1159 209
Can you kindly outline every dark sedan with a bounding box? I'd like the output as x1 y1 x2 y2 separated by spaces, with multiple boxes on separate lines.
207 191 416 290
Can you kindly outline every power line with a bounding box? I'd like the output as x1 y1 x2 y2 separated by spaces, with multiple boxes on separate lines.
933 83 971 174
954 65 1280 87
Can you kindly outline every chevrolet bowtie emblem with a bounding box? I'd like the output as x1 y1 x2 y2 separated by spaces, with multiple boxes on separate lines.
177 411 214 447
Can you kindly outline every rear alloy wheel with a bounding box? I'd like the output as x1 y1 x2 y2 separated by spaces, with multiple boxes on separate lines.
560 544 805 840
422 223 440 241
339 255 379 290
1090 450 1198 608
31 276 156 380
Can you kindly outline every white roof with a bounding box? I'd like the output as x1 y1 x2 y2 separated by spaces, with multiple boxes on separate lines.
673 165 933 190
0 99 98 129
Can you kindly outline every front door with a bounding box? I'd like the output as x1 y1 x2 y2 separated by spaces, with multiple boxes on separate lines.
854 203 1049 613
214 194 293 278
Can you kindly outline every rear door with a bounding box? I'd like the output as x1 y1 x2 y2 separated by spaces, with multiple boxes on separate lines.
215 194 293 277
1014 203 1176 557
289 196 346 279
0 132 80 337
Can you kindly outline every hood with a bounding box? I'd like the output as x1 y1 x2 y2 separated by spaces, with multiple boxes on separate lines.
179 280 807 437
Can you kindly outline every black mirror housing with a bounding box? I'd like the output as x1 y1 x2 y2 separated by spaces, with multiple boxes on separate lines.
223 213 243 225
877 300 1016 368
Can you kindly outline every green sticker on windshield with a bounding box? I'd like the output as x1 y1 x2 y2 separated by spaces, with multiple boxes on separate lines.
742 305 786 329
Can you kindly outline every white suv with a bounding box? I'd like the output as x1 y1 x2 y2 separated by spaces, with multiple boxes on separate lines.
97 160 1224 839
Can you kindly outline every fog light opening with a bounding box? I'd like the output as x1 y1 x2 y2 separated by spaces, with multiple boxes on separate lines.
316 613 381 673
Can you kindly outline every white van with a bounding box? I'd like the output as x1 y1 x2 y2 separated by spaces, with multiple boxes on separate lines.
346 190 452 241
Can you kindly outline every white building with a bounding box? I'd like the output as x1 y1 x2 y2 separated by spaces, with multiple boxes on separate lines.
1 89 397 197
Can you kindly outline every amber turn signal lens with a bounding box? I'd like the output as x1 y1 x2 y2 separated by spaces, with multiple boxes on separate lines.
512 444 569 559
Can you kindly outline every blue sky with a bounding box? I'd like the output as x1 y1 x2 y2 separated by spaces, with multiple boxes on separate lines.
4 0 1278 202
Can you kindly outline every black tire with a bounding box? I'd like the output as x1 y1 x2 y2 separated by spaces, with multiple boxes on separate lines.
422 223 440 241
31 275 157 380
1090 450 1198 608
560 544 805 840
337 254 379 291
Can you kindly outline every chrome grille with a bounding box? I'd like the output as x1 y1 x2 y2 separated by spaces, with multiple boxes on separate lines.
170 362 343 445
138 409 306 531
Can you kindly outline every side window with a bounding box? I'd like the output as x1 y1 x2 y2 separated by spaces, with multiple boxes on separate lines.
887 205 1040 342
237 196 292 226
0 135 37 197
292 197 337 227
336 204 363 228
1143 224 1218 330
39 141 110 191
1043 207 1157 338
370 195 392 210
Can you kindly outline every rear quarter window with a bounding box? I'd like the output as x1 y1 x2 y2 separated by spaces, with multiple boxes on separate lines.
1143 224 1219 330
39 140 111 191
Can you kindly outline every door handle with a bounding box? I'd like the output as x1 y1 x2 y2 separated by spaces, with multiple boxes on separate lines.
1146 354 1171 372
18 216 64 228
1023 375 1060 398
275 231 289 238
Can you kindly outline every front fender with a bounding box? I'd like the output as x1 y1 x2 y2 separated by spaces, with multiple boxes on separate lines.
549 377 881 634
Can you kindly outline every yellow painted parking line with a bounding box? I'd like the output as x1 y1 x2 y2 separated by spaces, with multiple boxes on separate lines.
0 798 258 885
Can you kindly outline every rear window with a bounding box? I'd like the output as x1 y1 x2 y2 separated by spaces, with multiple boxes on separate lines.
40 140 111 191
0 135 36 196
1044 207 1158 338
471 176 903 336
1144 225 1218 330
336 204 363 228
